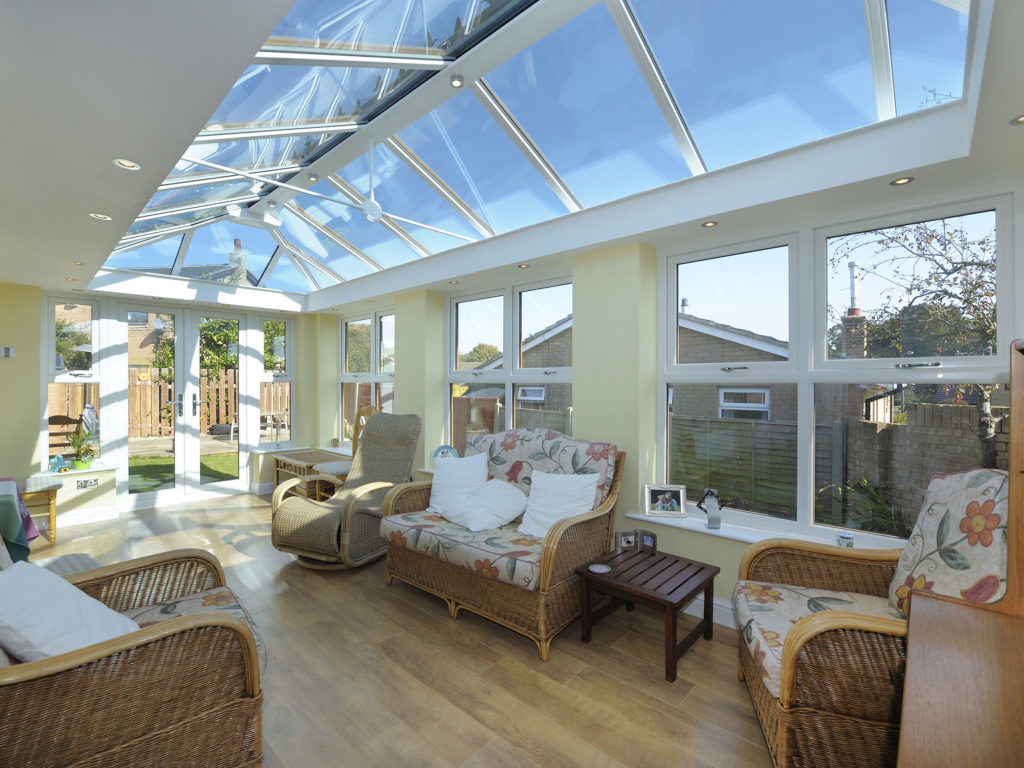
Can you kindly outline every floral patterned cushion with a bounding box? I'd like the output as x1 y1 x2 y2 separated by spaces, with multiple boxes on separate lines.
120 586 266 672
888 469 1009 616
734 580 905 699
465 429 617 509
381 510 544 590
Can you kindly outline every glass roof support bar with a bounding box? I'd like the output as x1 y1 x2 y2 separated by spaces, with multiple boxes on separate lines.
327 176 434 258
158 165 302 191
863 0 897 121
471 79 582 213
255 47 449 71
117 220 209 247
133 194 260 222
257 247 283 288
384 136 495 239
271 230 345 287
170 230 194 277
607 0 706 175
284 202 385 271
194 123 359 144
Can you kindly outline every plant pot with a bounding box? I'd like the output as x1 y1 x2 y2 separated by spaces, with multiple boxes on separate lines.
72 459 92 470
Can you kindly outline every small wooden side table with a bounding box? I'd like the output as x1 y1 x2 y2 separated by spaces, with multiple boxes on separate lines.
577 549 719 682
21 476 63 543
273 449 350 500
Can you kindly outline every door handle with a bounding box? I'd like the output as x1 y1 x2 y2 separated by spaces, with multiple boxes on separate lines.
192 393 210 417
174 394 184 417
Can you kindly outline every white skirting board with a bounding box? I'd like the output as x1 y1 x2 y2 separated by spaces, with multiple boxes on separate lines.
681 592 739 631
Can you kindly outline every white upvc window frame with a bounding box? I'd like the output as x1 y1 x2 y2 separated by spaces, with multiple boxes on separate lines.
49 296 100 383
718 387 771 419
252 314 294 450
339 309 396 421
657 194 1014 548
446 278 573 442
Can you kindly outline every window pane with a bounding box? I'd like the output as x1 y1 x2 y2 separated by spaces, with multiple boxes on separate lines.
676 246 789 364
260 381 291 444
377 382 394 414
888 0 968 116
668 383 797 518
514 383 572 435
520 284 572 368
55 302 93 372
198 317 239 485
264 319 287 373
826 210 997 359
451 383 505 456
379 314 395 373
345 319 371 372
456 296 503 371
342 381 374 444
814 381 1006 538
48 383 100 461
128 312 175 494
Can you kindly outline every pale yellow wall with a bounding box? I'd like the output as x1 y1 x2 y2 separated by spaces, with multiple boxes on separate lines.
291 313 338 449
570 247 746 600
0 283 44 477
394 290 445 479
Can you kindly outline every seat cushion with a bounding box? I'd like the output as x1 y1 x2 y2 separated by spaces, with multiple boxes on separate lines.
733 579 905 699
465 429 617 509
313 459 352 476
381 510 544 590
120 585 267 672
888 468 1009 616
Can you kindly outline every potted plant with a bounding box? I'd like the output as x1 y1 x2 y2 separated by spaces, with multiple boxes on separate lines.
67 429 97 470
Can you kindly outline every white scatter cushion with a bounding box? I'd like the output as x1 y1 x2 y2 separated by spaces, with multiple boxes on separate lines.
518 471 600 539
0 561 139 662
442 480 528 532
427 452 488 517
0 535 14 571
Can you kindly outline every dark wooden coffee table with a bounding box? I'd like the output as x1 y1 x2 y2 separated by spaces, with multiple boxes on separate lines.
577 549 720 682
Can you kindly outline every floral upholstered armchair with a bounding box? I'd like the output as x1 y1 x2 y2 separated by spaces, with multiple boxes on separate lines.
732 468 1008 768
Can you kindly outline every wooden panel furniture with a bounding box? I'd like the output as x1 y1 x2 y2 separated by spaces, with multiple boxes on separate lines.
22 487 58 543
273 448 349 500
897 592 1024 766
577 548 718 682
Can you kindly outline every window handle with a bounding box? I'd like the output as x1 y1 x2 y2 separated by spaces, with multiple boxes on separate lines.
720 366 748 372
895 362 941 368
543 370 557 375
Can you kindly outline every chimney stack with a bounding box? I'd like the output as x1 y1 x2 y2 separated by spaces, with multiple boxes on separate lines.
680 297 689 314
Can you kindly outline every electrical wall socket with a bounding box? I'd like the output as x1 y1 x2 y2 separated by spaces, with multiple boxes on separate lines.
0 346 14 358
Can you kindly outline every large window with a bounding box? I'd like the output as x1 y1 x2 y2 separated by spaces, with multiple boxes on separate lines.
663 201 1008 543
449 282 572 454
259 318 291 445
341 312 395 444
49 301 101 461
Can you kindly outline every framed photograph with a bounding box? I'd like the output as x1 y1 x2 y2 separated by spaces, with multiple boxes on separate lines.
614 530 637 550
637 529 657 552
644 484 686 517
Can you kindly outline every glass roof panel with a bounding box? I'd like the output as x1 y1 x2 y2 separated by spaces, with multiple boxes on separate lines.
171 136 336 177
124 209 226 240
140 180 256 218
263 253 314 293
485 4 689 208
334 143 480 252
208 63 417 130
183 222 277 286
269 0 536 56
104 235 183 272
633 0 876 170
296 183 424 268
887 0 968 115
395 89 567 233
277 207 377 280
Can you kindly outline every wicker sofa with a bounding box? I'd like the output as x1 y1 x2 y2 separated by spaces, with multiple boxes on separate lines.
0 549 263 768
381 428 624 660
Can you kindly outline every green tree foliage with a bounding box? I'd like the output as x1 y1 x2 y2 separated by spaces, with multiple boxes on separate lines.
458 342 500 364
55 318 90 371
264 320 286 372
345 323 371 372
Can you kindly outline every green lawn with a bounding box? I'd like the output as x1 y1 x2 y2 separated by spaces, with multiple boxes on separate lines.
128 452 239 494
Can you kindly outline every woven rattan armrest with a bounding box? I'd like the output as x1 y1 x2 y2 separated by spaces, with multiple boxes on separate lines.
66 548 226 611
779 610 907 709
740 538 903 597
382 481 433 516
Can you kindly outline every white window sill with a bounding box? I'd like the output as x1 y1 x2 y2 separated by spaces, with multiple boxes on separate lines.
624 510 906 550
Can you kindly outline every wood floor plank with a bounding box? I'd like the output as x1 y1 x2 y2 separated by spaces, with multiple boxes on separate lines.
30 493 771 767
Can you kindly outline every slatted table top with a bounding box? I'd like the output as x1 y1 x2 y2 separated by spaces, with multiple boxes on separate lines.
578 548 720 608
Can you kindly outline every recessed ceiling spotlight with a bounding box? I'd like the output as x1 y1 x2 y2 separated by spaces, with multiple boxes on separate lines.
71 288 82 292
1011 115 1024 126
449 73 464 89
701 220 718 228
517 264 529 269
308 172 320 183
70 261 85 266
112 158 141 171
890 176 914 186
267 200 279 209
448 279 458 284
64 277 75 282
89 212 112 220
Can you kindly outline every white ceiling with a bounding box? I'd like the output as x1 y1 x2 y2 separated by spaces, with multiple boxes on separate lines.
1 0 1021 307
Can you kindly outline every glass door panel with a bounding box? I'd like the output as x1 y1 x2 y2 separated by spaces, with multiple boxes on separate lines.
196 316 240 486
128 311 178 494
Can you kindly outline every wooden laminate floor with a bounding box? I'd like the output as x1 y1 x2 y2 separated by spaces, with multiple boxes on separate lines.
30 494 771 768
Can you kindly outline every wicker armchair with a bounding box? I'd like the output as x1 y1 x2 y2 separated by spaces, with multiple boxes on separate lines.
271 412 421 569
737 539 906 768
0 549 263 768
383 450 625 660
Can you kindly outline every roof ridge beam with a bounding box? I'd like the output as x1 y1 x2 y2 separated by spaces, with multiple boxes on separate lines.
864 0 898 121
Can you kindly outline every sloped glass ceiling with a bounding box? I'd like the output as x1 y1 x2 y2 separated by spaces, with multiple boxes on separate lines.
105 0 971 296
